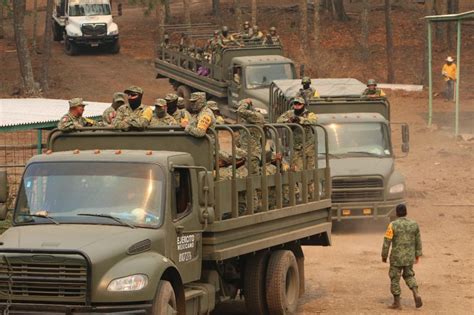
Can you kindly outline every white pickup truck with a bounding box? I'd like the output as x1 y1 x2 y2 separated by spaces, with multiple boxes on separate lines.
52 0 120 55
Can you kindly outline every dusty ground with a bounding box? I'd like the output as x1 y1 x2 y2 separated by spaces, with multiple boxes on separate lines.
1 1 473 314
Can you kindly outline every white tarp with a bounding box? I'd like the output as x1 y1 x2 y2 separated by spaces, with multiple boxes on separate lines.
273 78 367 99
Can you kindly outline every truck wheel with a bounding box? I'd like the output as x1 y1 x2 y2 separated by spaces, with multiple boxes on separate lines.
244 251 270 315
265 250 300 315
64 37 78 56
176 85 191 101
110 40 120 54
151 280 177 315
52 22 62 41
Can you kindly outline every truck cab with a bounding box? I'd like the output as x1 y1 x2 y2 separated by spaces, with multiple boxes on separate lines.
270 78 409 221
53 0 120 55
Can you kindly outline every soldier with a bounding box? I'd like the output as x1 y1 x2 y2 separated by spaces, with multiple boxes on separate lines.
239 20 253 41
206 30 221 63
207 101 225 124
165 93 191 125
297 76 319 102
382 204 423 310
218 26 241 49
181 92 216 138
58 98 96 131
113 86 153 130
249 25 264 44
102 92 127 125
263 26 281 46
177 96 186 109
362 79 386 98
150 98 178 127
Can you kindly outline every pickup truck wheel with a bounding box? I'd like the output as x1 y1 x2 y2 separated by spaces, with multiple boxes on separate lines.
152 280 177 315
265 250 300 315
52 22 62 41
110 40 120 54
64 37 78 56
176 85 191 101
244 251 270 315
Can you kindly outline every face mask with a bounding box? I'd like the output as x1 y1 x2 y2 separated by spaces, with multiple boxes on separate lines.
303 83 310 90
129 95 142 110
294 107 305 116
167 100 178 114
156 107 166 118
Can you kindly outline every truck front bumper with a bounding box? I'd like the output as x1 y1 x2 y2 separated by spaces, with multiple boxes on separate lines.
0 302 152 314
332 199 404 221
68 35 118 46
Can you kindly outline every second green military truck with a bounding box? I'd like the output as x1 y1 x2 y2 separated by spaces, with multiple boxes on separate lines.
0 124 331 314
270 78 409 221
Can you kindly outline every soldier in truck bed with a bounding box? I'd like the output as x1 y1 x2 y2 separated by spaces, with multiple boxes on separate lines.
149 98 178 127
58 98 96 131
181 92 216 138
165 93 191 125
102 92 127 125
113 86 153 130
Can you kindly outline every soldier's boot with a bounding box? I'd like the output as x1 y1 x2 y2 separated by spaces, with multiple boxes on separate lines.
411 287 423 308
389 295 402 310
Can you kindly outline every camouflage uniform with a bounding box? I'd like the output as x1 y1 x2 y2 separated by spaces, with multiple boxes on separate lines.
362 87 386 97
263 27 281 45
58 98 96 131
249 26 264 44
149 98 178 127
165 93 191 124
184 92 216 138
113 86 153 130
207 101 225 125
298 87 319 101
382 217 422 296
102 92 127 125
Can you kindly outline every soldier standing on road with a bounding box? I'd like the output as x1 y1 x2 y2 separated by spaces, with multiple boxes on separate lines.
58 98 96 131
207 101 225 124
181 92 216 138
165 93 191 125
102 92 127 125
113 86 153 130
362 79 386 98
149 98 178 127
382 204 423 310
297 77 319 103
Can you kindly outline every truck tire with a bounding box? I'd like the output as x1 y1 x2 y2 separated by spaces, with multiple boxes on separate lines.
265 250 300 315
64 37 78 56
176 85 191 101
110 40 120 54
151 280 177 315
52 22 62 41
244 251 270 315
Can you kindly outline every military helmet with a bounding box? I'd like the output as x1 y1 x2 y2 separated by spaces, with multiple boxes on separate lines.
301 76 311 85
213 29 219 35
290 97 305 106
222 26 229 32
163 34 169 40
269 26 276 32
367 79 377 86
190 92 206 104
154 98 167 107
207 101 219 111
244 21 250 26
165 93 178 102
69 97 87 108
124 85 144 95
112 92 126 104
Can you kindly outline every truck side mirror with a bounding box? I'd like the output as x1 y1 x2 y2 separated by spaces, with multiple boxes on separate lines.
0 171 9 221
198 171 214 207
401 124 409 143
299 64 305 78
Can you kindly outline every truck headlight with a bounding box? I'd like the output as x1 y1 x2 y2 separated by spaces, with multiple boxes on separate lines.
108 29 119 35
68 31 81 37
107 274 148 292
389 184 405 194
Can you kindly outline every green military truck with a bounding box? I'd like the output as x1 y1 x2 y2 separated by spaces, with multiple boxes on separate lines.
155 44 296 118
0 124 331 314
270 78 409 221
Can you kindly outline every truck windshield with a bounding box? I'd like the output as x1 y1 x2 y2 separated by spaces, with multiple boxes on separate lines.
246 63 293 89
69 3 111 17
318 123 391 157
14 162 164 228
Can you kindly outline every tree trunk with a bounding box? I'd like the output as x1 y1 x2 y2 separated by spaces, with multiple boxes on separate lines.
251 0 257 26
32 0 38 51
312 0 321 75
385 0 395 83
299 0 308 50
0 1 4 39
433 0 446 42
422 0 434 86
333 0 349 21
183 0 191 31
13 0 38 95
322 0 334 18
40 0 54 90
234 0 242 32
361 0 369 61
212 0 220 16
164 0 171 23
156 2 165 57
446 0 459 50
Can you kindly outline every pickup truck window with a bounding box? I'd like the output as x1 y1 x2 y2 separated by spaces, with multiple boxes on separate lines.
14 162 164 228
245 63 293 89
318 122 391 157
173 169 192 219
69 3 111 17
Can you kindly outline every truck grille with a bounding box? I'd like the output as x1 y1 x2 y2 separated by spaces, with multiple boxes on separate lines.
332 176 384 202
81 23 107 37
0 254 88 304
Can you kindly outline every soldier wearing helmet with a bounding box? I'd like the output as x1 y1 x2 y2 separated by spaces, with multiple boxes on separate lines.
149 98 178 127
263 26 281 46
297 76 319 102
165 93 190 125
207 101 225 124
102 92 127 125
362 79 386 98
113 86 153 130
249 25 264 44
218 26 240 49
181 92 216 138
58 98 96 131
241 21 253 40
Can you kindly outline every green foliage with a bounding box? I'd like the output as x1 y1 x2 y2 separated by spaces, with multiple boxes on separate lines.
128 0 164 16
